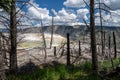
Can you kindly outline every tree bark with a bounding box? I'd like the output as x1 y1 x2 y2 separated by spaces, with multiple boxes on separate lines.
108 35 114 69
9 0 17 73
79 40 81 56
0 33 2 55
102 31 106 57
113 32 117 58
54 46 56 57
39 16 47 61
67 33 70 66
90 0 98 75
50 12 54 49
99 0 104 55
108 35 111 50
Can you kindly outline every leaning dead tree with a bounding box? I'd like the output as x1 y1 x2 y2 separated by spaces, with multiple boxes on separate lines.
40 19 47 61
50 9 55 49
90 0 98 74
25 1 47 61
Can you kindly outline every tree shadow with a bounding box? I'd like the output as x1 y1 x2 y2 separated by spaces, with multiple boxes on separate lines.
18 59 39 74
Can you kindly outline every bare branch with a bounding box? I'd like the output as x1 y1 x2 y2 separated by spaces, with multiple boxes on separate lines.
83 0 90 8
15 0 30 15
82 18 90 31
95 2 112 10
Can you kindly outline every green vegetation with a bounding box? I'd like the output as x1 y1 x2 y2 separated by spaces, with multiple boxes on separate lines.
0 0 12 12
8 63 100 80
100 57 120 70
7 58 120 80
7 62 101 80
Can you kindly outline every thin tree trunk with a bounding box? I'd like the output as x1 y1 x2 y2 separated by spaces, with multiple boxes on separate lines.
108 35 111 50
113 32 117 58
54 46 56 57
0 32 2 55
3 40 7 65
108 35 114 69
103 31 106 57
9 0 17 73
50 12 54 49
67 33 70 66
39 16 47 61
90 0 98 75
99 0 104 55
103 31 106 50
79 40 81 56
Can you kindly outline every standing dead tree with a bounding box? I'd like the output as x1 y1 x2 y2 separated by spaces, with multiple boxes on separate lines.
95 1 111 56
98 0 104 55
50 9 55 49
25 2 47 61
0 0 35 73
90 0 98 75
103 31 106 57
0 33 2 55
9 0 18 73
113 32 117 58
1 0 49 75
108 35 114 69
67 33 70 66
54 46 56 57
83 0 99 74
40 19 47 61
79 40 81 56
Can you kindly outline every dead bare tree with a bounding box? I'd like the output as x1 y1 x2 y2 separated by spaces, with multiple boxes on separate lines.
9 0 18 73
50 9 54 49
103 31 106 55
0 33 2 55
108 35 114 69
24 2 47 61
40 18 47 61
54 46 56 57
67 33 70 66
113 32 117 58
98 0 104 55
90 0 98 75
10 0 30 73
0 0 32 73
79 40 81 56
95 1 112 56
